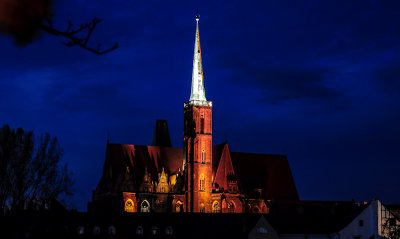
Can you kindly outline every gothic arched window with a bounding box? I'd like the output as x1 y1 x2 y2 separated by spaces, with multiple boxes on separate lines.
175 201 183 212
199 174 205 191
108 226 116 235
136 226 143 235
228 201 235 213
165 226 173 235
200 114 205 134
201 149 205 163
152 226 158 235
93 226 100 236
141 200 150 213
124 199 134 213
212 201 220 213
200 203 205 213
77 226 84 235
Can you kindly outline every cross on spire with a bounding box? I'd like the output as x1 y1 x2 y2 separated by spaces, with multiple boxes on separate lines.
189 9 207 104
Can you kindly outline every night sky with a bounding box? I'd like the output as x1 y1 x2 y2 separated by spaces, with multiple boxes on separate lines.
1 0 400 211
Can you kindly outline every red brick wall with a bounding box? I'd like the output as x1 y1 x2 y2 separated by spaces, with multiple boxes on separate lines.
184 103 213 212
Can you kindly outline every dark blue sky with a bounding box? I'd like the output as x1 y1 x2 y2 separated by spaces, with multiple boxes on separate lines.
1 0 400 211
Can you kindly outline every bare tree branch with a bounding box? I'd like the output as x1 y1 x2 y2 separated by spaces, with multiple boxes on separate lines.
40 15 118 55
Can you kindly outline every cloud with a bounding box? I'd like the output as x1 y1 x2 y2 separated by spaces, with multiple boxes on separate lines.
245 67 339 101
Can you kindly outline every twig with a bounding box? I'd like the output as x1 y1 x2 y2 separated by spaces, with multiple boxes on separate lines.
40 15 118 55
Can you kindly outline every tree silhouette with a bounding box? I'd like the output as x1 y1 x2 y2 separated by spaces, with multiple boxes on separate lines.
0 124 74 215
0 0 117 54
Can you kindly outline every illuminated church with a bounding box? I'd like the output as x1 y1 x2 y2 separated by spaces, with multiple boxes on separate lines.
91 14 298 215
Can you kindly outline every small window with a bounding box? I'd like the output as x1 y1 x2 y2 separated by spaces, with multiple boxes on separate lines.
353 236 361 239
152 226 158 235
124 198 135 213
93 226 100 235
108 226 116 235
201 149 205 164
257 227 268 234
136 226 143 235
200 203 205 213
199 174 205 191
77 226 84 235
228 202 235 213
175 201 183 212
165 226 173 235
359 220 364 227
212 201 220 213
141 200 150 213
200 118 205 134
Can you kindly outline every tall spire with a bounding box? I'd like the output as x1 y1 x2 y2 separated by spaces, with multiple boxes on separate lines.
189 10 207 104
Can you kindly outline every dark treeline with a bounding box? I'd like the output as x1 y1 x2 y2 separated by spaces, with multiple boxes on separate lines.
0 124 73 215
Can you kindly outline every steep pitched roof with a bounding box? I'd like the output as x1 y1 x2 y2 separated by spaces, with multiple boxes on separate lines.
231 151 298 200
213 144 235 190
95 143 183 195
96 142 299 201
213 143 299 200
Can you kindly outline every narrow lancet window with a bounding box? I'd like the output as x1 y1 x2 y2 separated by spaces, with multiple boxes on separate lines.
200 173 205 191
201 118 204 133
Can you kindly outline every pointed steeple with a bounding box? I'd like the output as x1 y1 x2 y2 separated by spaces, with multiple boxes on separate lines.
189 10 207 104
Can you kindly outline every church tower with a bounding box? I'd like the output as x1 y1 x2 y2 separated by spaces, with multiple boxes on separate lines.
184 12 213 213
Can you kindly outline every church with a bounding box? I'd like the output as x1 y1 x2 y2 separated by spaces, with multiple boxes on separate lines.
90 13 299 215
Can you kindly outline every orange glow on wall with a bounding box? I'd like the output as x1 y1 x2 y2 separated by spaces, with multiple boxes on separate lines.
123 192 137 213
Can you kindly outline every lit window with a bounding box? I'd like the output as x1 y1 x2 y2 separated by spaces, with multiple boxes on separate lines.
141 200 150 213
200 203 205 213
212 201 220 213
124 198 134 213
200 174 205 191
228 202 235 213
175 201 183 212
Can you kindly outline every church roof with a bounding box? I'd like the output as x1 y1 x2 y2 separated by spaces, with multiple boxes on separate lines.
213 144 236 191
213 143 299 200
95 143 183 195
96 142 299 201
